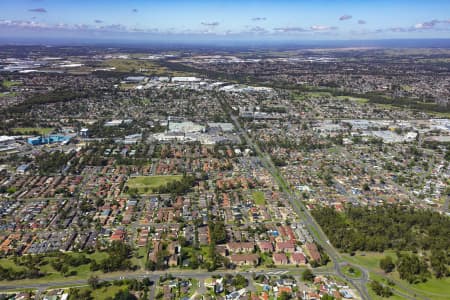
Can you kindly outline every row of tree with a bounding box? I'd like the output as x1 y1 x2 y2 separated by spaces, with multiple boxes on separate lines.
51 253 91 277
312 205 450 253
36 150 74 175
153 175 196 195
370 280 393 297
313 205 449 282
5 88 93 115
0 265 42 281
90 241 136 273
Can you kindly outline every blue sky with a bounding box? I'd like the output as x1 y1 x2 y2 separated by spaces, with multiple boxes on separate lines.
0 0 449 42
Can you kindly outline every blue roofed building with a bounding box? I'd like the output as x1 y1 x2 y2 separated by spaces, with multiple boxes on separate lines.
27 135 71 146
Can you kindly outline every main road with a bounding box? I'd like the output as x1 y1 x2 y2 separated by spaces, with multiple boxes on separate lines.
0 267 354 292
220 98 373 300
221 99 429 300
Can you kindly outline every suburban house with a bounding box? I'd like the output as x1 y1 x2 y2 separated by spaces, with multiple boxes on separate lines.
230 254 260 266
273 253 289 265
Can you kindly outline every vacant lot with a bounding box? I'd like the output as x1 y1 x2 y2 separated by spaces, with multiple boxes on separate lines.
103 59 188 76
12 127 54 135
126 175 183 194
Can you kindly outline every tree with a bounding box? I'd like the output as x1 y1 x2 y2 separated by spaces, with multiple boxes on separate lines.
396 253 430 283
232 274 248 289
370 280 393 297
430 250 449 278
380 256 395 273
208 219 227 244
113 290 137 300
69 288 92 300
97 241 134 272
312 205 450 258
278 291 292 300
302 269 315 282
60 264 69 276
88 275 100 289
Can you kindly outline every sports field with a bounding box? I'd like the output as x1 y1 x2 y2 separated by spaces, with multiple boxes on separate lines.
126 175 183 194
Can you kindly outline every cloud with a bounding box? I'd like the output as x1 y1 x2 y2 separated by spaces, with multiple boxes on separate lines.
132 8 138 13
201 21 219 26
370 19 450 34
237 26 269 35
0 19 218 36
388 27 409 33
273 26 307 33
0 19 132 33
414 20 438 29
339 15 352 21
413 19 450 30
7 16 449 39
28 8 47 13
97 24 128 31
358 20 366 25
0 19 51 30
251 17 267 21
310 25 338 31
249 26 268 33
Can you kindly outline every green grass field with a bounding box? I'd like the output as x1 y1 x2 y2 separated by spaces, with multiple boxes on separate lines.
0 258 27 272
103 59 189 76
91 285 129 300
343 251 398 271
73 284 128 300
12 127 54 135
342 265 362 279
126 175 183 194
0 251 142 292
0 251 111 285
131 247 148 269
2 80 21 88
336 95 369 104
368 288 406 300
252 191 266 205
0 92 17 97
344 251 450 300
412 277 450 296
304 91 332 98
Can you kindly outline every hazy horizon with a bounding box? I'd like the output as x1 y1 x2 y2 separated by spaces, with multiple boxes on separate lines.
1 38 450 50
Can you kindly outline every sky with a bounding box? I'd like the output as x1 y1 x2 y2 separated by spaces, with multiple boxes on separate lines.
0 0 449 44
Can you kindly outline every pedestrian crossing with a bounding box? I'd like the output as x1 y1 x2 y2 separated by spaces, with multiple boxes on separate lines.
265 270 289 275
